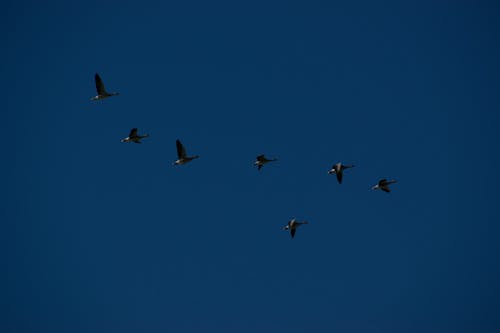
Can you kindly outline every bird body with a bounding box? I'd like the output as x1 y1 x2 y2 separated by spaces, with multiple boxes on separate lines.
282 218 309 238
91 73 119 100
173 139 199 165
372 179 397 192
121 128 149 143
254 154 277 171
328 162 355 184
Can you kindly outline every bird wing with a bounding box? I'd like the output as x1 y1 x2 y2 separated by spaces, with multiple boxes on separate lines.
336 171 343 184
290 228 296 238
258 164 263 171
176 139 186 159
129 128 138 137
381 187 391 193
379 178 387 186
256 154 265 162
94 73 106 95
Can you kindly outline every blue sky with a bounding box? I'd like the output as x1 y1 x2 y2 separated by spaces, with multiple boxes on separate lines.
3 0 500 332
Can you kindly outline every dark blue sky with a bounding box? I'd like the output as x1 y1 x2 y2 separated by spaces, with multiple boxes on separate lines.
3 1 500 332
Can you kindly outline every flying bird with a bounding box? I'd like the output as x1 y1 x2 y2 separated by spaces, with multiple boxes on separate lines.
372 179 397 192
328 162 355 184
282 218 309 239
90 73 119 101
254 154 277 171
173 139 199 165
121 128 149 144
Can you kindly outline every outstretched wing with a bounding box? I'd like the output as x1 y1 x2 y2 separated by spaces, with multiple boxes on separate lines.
379 178 387 186
290 228 296 238
95 73 106 95
381 187 391 193
129 128 138 137
258 164 263 171
176 139 186 159
256 154 265 162
336 171 343 184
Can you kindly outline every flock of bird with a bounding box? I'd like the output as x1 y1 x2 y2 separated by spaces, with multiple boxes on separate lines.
91 73 398 239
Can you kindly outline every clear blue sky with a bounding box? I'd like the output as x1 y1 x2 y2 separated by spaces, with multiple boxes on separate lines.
3 1 500 332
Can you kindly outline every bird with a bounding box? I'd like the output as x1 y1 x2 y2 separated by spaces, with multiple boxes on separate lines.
90 73 119 101
173 139 199 165
372 179 397 192
121 128 149 144
328 162 355 184
254 154 277 171
282 218 309 238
